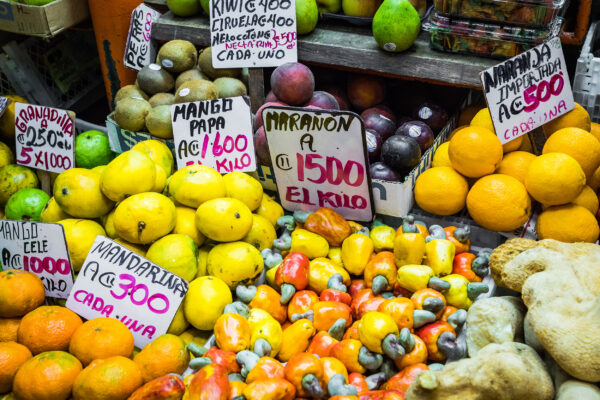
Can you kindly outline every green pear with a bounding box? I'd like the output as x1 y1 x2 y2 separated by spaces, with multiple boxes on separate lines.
372 0 420 53
199 0 209 15
296 0 318 34
316 0 341 14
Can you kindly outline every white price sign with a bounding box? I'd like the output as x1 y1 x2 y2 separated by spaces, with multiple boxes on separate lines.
171 96 256 172
264 106 374 222
14 103 74 173
66 236 188 348
124 3 162 71
481 37 575 144
0 220 74 299
210 0 297 68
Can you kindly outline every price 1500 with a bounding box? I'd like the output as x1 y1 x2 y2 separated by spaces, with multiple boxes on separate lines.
296 154 365 187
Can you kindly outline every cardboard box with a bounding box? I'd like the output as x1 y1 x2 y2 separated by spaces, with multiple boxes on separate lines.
106 113 175 154
0 0 89 38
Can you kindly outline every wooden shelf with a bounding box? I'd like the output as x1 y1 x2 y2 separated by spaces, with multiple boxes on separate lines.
151 12 496 89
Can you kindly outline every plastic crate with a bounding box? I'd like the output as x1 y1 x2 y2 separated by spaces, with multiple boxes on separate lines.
573 21 600 123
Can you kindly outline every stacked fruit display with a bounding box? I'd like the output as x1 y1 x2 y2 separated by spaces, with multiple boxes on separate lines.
415 103 600 243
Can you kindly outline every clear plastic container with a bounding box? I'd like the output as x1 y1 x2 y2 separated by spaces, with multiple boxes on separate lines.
433 0 565 27
424 11 562 59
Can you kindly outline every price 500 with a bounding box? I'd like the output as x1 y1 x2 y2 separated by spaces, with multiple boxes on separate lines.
297 153 365 187
523 72 565 113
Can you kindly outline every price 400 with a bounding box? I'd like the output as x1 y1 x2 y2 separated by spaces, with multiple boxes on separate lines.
523 72 565 113
296 154 365 187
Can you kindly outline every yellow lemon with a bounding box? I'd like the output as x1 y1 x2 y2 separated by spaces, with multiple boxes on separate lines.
168 165 225 208
101 150 156 202
431 142 452 168
470 107 495 132
542 102 591 138
40 197 71 222
449 126 503 178
589 165 600 191
195 197 252 242
101 209 118 239
207 241 264 289
167 304 189 335
0 142 14 168
590 122 600 143
114 238 147 257
58 219 106 271
184 276 232 330
502 136 523 153
518 134 534 152
537 204 599 243
146 234 198 282
525 153 585 206
223 171 263 211
256 194 284 227
131 140 174 193
242 214 276 251
53 168 114 218
466 174 531 232
494 151 536 185
542 127 600 181
173 206 205 246
414 166 468 215
196 245 210 278
113 192 176 244
571 185 599 215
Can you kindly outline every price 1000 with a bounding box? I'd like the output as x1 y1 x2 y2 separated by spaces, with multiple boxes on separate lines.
296 154 365 187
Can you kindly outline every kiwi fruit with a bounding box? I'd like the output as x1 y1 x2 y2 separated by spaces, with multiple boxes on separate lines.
174 79 218 103
157 40 198 73
145 105 173 139
214 77 247 98
149 93 175 107
175 68 209 90
197 47 241 79
136 64 175 96
114 98 152 132
114 85 148 104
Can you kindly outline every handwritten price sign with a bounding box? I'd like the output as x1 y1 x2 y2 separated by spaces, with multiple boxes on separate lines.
0 220 74 298
15 103 74 173
66 236 188 348
481 37 575 144
124 4 162 71
171 96 256 172
264 106 374 222
210 0 297 68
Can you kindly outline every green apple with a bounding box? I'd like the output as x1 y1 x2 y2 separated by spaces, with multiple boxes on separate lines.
316 0 341 14
342 0 382 17
296 0 318 34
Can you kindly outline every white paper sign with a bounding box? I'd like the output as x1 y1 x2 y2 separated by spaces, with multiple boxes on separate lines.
14 103 74 173
264 106 374 222
0 220 74 298
481 37 575 144
210 0 297 68
124 4 162 71
66 236 187 348
171 96 256 172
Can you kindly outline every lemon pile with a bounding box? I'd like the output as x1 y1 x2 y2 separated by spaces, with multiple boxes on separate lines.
46 139 284 333
415 103 600 243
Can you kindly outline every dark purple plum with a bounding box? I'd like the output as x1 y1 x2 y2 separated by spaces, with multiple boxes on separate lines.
361 105 396 125
365 129 382 163
381 135 421 174
254 126 271 166
369 162 401 181
270 62 315 105
305 91 340 110
395 121 434 152
363 113 396 142
322 85 351 110
412 102 449 134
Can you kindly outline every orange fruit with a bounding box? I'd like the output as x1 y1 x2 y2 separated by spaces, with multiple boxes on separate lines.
542 102 591 138
0 318 20 342
466 174 531 232
447 125 468 141
537 204 599 243
542 127 600 181
69 318 134 366
518 134 534 153
571 185 599 215
414 167 468 215
502 136 523 153
458 104 484 126
0 342 32 393
449 126 503 178
13 351 82 400
72 356 143 400
590 122 600 142
0 270 45 318
494 151 536 185
17 306 82 355
133 333 189 383
470 107 495 133
525 153 586 206
431 142 452 168
589 165 600 191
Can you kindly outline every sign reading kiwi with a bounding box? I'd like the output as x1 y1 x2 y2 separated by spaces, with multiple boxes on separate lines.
171 96 256 173
124 4 163 71
209 0 298 68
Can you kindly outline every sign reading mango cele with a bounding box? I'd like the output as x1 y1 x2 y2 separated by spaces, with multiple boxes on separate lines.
66 236 188 348
481 37 574 144
171 96 256 173
263 106 374 222
0 220 74 299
